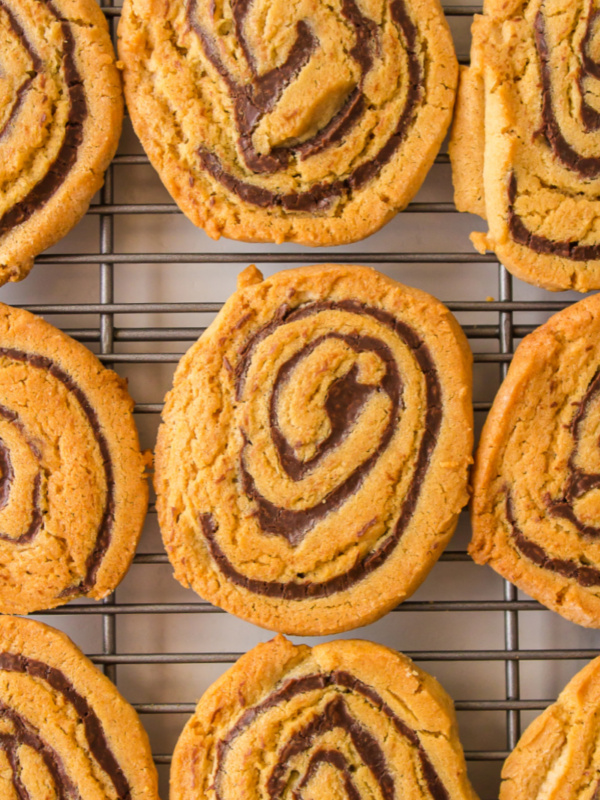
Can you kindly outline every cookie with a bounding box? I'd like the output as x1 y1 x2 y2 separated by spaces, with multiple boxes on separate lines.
449 0 600 292
0 615 159 800
471 292 600 628
0 303 148 614
0 0 123 285
117 0 457 247
500 655 600 800
155 264 473 635
172 635 478 800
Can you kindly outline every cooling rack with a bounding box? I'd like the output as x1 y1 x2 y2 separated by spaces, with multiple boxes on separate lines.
3 2 599 798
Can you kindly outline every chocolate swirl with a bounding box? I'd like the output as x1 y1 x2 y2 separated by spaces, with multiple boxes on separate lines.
506 492 600 589
0 652 130 800
507 4 600 260
213 670 449 800
199 299 442 600
0 347 115 598
0 0 87 238
546 368 600 537
504 368 600 587
187 0 423 213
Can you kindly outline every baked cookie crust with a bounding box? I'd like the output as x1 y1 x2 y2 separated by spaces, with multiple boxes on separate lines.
450 0 600 292
471 292 600 628
0 0 123 285
155 264 473 635
171 635 479 800
118 0 457 247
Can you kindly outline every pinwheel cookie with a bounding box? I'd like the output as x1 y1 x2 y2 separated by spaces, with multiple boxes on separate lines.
0 0 122 285
450 0 600 292
172 636 479 800
0 303 148 614
118 0 457 246
471 292 600 628
155 264 473 635
0 615 159 800
500 655 600 800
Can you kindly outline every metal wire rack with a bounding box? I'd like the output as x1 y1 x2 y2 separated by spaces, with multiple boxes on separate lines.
4 2 597 798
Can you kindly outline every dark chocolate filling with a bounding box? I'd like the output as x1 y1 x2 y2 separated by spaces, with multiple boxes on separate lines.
507 171 600 260
546 368 600 536
0 652 130 799
0 404 43 544
506 491 600 588
293 749 360 800
0 348 115 595
535 8 600 179
213 670 449 800
189 0 423 212
242 330 400 545
195 0 378 175
0 701 79 800
579 10 600 131
200 299 442 599
0 0 87 239
508 7 600 258
0 2 42 140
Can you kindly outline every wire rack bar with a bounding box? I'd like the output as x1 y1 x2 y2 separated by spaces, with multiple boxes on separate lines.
38 599 546 614
13 301 571 312
82 650 600 664
37 251 497 264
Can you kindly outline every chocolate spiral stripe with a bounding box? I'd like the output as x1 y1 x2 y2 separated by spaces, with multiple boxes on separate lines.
268 695 395 800
506 492 600 589
293 749 360 800
508 172 600 260
242 331 400 544
192 0 422 212
0 702 79 800
214 670 449 800
201 298 442 598
0 405 43 544
0 0 88 239
535 8 600 179
0 348 115 594
192 0 378 174
546 368 600 536
579 10 600 130
0 2 42 140
0 652 130 799
269 333 387 482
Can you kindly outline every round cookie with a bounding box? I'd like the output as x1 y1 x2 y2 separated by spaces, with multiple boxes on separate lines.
500 655 600 800
0 303 148 614
172 635 479 800
0 0 123 285
155 264 473 635
0 615 159 800
450 0 600 292
471 292 600 628
117 0 457 247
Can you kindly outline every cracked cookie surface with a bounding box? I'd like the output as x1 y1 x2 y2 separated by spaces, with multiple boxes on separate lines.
171 635 479 800
154 264 473 636
0 0 123 285
0 615 159 800
0 303 148 614
450 0 600 292
117 0 457 247
500 654 600 800
471 293 600 628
